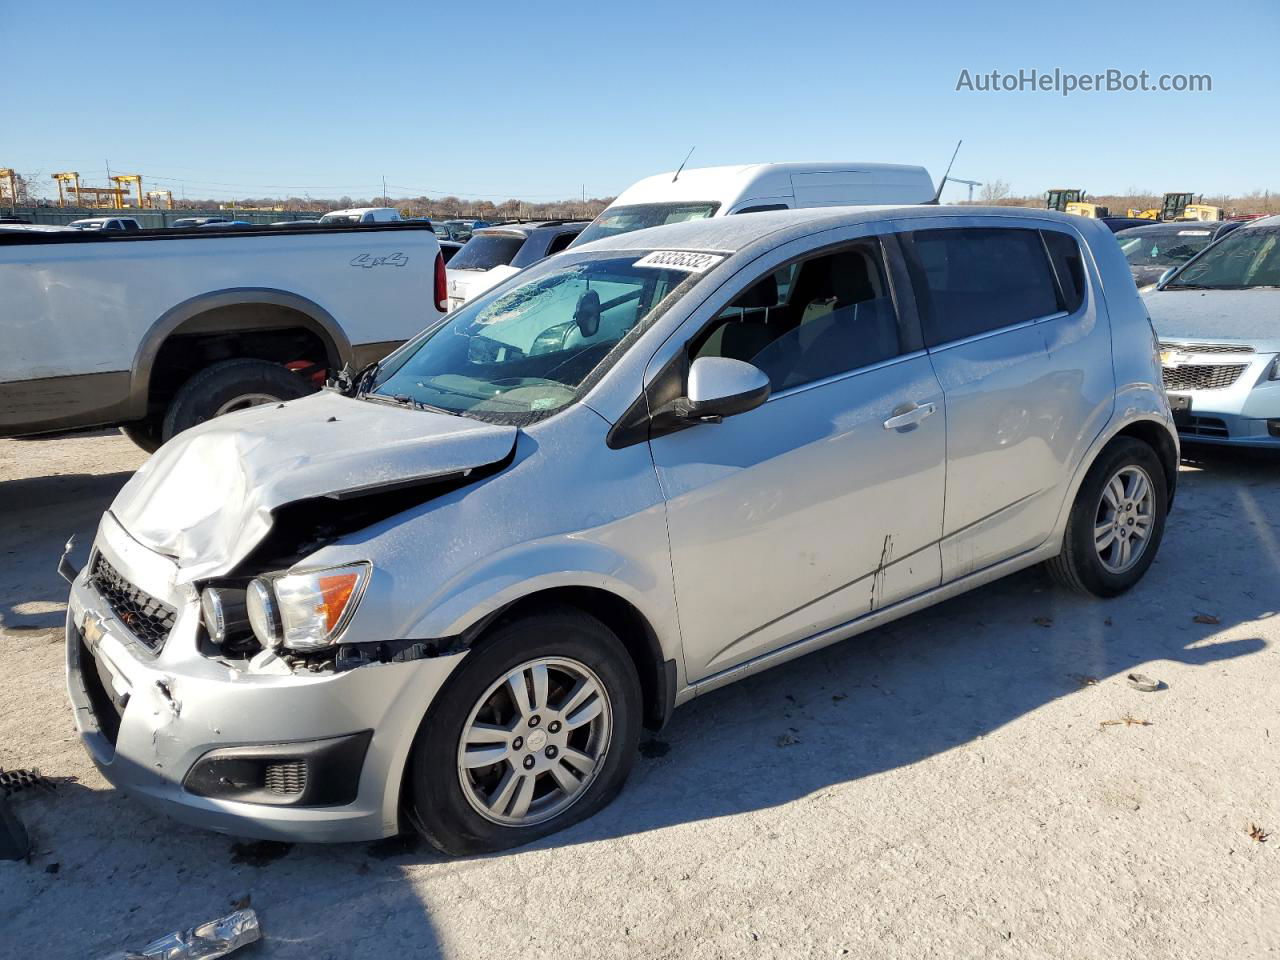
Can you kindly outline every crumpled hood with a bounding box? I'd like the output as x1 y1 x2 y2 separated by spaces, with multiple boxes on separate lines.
112 390 517 582
1145 288 1280 349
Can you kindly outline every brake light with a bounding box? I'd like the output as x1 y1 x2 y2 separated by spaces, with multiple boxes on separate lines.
434 251 448 313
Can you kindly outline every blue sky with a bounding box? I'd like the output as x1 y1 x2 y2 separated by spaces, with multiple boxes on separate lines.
6 0 1276 203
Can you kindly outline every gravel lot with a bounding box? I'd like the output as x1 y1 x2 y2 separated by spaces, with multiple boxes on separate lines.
1 430 1276 959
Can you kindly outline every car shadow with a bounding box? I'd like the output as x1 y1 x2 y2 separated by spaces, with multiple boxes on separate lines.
0 471 136 631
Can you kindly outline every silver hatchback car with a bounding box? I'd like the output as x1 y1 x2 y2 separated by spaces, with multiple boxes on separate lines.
66 206 1178 854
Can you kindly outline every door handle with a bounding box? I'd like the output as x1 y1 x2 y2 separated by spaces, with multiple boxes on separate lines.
883 401 937 431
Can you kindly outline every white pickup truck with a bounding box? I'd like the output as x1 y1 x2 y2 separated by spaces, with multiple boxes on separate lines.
1 222 446 450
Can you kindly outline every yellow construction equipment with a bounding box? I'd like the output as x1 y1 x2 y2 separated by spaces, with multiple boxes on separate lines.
1160 192 1197 220
52 171 82 206
109 174 145 208
1065 201 1110 218
1183 203 1223 221
146 189 174 209
1127 207 1160 219
1045 189 1085 212
0 168 20 205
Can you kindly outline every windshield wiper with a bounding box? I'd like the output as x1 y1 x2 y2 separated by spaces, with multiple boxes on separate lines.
358 390 457 416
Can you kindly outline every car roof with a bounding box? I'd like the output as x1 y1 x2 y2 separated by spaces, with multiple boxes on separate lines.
473 220 589 238
1115 222 1219 236
574 204 1093 255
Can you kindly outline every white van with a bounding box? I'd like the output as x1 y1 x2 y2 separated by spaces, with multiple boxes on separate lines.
318 207 402 225
571 162 935 247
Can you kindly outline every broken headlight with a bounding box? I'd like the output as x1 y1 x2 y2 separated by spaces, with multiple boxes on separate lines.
200 587 251 647
248 563 370 653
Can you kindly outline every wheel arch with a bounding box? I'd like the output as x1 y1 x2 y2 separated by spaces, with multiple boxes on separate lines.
477 586 676 733
126 288 353 419
1112 418 1179 506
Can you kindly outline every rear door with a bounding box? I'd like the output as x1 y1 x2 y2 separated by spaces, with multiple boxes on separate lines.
898 219 1111 581
649 231 946 681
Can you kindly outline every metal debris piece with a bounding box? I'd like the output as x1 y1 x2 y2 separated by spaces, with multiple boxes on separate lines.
0 797 30 861
0 767 57 797
1249 824 1270 843
1101 714 1153 728
1192 613 1220 625
1126 673 1161 692
97 908 260 960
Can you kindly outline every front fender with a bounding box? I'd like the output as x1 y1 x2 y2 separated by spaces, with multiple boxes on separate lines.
404 535 679 657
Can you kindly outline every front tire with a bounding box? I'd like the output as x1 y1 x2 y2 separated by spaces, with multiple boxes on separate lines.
406 606 642 856
1046 437 1168 597
161 358 312 442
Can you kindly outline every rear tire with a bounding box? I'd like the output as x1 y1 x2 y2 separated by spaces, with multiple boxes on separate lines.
406 605 642 856
161 358 311 442
1046 437 1168 597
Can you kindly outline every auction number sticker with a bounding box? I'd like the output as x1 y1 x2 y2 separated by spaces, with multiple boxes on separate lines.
633 250 725 272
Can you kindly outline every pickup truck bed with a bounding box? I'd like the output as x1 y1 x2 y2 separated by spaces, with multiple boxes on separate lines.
1 222 444 449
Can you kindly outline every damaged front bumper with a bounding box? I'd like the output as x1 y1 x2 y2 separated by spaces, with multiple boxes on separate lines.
64 518 466 843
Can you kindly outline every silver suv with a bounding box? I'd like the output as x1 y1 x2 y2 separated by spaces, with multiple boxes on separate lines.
66 206 1177 854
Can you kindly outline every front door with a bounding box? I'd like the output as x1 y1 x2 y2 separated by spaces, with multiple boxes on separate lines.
648 237 947 682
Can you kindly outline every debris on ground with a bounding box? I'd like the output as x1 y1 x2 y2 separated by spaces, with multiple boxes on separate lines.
1101 714 1153 728
1032 617 1053 628
638 739 671 759
229 840 292 867
96 907 260 960
1070 674 1100 687
1126 673 1162 692
0 797 30 861
1248 824 1270 843
831 693 848 702
776 733 801 747
1193 613 1221 625
0 767 58 796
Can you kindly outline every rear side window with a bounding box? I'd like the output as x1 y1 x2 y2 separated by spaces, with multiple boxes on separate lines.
733 203 789 214
449 234 525 271
1042 230 1085 313
544 231 579 256
902 228 1061 347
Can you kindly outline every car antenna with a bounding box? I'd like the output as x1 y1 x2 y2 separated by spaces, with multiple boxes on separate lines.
672 146 696 183
929 139 963 205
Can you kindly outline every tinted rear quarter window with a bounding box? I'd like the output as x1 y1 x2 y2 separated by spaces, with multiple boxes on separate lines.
903 227 1062 346
1042 230 1085 313
449 234 526 271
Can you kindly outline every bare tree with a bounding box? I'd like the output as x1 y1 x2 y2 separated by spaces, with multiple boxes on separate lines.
979 179 1011 204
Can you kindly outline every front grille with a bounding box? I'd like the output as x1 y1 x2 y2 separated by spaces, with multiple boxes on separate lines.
264 760 308 796
1178 415 1230 437
1160 340 1255 355
1162 364 1247 391
88 553 176 651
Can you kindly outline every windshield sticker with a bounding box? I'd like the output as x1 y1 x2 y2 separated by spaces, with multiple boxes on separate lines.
633 250 725 272
1177 230 1211 236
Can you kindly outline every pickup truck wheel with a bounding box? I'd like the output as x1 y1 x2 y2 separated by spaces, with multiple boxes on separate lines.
405 605 642 856
161 358 312 441
119 418 165 453
1046 438 1168 597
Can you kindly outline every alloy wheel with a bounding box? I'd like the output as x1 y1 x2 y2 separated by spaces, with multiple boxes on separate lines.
457 657 612 827
1093 465 1155 574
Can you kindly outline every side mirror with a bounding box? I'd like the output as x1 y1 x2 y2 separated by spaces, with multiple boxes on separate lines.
1157 266 1177 288
674 356 771 423
574 289 601 337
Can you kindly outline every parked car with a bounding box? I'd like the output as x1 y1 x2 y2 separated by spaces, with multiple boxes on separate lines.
171 216 231 228
434 219 491 242
1143 215 1280 448
1100 216 1159 233
64 205 1176 854
198 220 254 228
445 220 587 307
318 207 402 225
1115 221 1238 287
69 216 141 232
569 162 936 248
270 219 321 227
1 222 446 450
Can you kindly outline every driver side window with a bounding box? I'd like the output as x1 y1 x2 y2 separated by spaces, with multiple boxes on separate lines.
691 241 903 393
